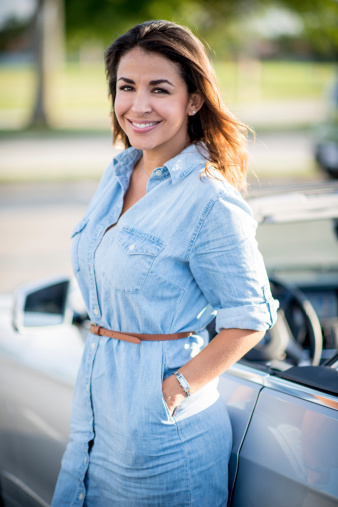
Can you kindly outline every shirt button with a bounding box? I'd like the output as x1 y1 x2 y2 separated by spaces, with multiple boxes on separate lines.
86 383 90 391
129 244 135 251
155 169 162 176
90 266 93 275
93 308 99 315
84 457 87 464
91 343 95 350
79 493 84 500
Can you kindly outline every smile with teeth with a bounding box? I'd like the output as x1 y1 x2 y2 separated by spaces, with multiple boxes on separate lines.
129 120 160 129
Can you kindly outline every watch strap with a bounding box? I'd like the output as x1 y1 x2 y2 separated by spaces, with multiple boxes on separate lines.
173 371 191 397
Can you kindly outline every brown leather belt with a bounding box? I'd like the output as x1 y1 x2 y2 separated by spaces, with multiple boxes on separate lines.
90 323 195 344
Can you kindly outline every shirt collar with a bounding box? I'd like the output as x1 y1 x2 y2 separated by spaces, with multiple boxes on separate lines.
113 147 142 189
112 144 207 184
164 144 208 183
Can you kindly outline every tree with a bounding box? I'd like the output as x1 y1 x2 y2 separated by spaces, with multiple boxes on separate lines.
30 0 64 127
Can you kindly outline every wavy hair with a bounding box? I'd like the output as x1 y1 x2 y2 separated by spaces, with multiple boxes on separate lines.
105 20 250 191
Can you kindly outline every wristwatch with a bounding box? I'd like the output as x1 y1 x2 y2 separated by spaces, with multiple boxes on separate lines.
173 371 191 397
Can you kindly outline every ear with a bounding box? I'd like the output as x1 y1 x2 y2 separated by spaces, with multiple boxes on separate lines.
188 93 204 116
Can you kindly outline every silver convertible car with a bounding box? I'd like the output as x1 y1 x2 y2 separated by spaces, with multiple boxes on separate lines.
0 183 338 507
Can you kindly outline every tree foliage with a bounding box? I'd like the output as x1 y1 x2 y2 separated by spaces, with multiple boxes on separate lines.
268 0 338 57
64 0 338 58
0 16 32 52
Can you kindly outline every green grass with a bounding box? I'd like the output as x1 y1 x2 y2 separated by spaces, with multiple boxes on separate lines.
0 60 336 130
213 60 335 103
56 62 109 109
0 64 35 110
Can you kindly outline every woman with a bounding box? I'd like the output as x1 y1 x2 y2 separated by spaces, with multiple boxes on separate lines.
52 20 278 507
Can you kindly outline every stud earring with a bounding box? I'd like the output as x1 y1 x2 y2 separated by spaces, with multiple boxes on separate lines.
192 110 196 115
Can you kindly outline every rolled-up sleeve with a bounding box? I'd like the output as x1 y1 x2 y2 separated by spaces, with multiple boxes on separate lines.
189 189 279 332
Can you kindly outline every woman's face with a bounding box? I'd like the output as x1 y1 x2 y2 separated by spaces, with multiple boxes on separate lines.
115 47 197 160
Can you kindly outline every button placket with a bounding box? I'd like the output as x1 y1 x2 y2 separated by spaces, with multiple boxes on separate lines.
147 168 169 192
88 229 103 320
88 207 120 320
82 337 98 452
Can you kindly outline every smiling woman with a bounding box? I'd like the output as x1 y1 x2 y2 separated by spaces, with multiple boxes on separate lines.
51 20 278 507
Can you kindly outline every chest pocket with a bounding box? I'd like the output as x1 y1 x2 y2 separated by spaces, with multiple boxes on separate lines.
71 217 89 273
110 227 165 293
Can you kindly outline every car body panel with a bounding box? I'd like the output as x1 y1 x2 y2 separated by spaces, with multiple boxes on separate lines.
230 388 338 507
0 294 83 506
218 371 264 494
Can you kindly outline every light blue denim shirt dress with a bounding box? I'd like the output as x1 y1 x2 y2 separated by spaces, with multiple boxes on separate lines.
52 144 279 507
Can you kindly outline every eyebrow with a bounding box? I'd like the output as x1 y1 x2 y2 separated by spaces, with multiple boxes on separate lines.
117 77 174 86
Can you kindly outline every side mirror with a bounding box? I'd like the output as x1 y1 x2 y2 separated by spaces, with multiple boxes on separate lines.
13 276 73 332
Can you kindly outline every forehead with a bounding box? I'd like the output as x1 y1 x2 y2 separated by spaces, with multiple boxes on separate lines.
117 47 183 81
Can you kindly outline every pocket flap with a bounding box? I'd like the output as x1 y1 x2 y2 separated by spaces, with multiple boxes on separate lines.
71 217 89 238
116 227 165 256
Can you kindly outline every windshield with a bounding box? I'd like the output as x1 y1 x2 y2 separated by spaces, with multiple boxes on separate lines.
256 218 338 286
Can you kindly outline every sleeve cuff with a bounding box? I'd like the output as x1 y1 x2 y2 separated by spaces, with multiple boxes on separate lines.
215 298 280 332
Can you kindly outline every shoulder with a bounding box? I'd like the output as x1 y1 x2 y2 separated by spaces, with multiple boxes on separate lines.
187 163 253 219
186 169 257 254
175 144 250 210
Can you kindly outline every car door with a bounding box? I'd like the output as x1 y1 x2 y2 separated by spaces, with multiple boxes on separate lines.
227 370 338 507
218 363 269 496
0 277 85 506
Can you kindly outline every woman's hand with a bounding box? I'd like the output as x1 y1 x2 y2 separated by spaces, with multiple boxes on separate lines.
162 375 187 416
162 329 264 416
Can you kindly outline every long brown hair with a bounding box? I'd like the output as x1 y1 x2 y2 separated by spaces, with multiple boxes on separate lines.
105 20 250 191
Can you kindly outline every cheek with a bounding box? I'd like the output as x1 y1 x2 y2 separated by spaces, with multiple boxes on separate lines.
170 96 190 119
159 98 189 124
114 94 129 121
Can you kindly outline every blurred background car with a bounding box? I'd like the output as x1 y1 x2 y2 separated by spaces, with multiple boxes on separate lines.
314 77 338 178
0 182 337 507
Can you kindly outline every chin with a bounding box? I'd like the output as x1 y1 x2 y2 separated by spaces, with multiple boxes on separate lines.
127 138 159 151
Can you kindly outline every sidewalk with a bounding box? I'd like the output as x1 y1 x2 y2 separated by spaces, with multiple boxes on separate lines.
0 133 119 181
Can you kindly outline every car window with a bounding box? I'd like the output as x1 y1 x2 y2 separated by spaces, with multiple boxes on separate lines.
23 281 69 327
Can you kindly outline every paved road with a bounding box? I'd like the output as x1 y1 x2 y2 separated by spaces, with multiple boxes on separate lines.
0 130 318 182
0 129 329 292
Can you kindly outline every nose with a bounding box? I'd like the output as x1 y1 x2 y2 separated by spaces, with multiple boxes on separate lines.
130 89 152 115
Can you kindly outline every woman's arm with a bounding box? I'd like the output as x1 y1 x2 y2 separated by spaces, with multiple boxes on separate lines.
162 328 264 415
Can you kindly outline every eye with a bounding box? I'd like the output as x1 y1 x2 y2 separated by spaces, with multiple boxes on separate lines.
153 87 170 95
118 85 134 92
